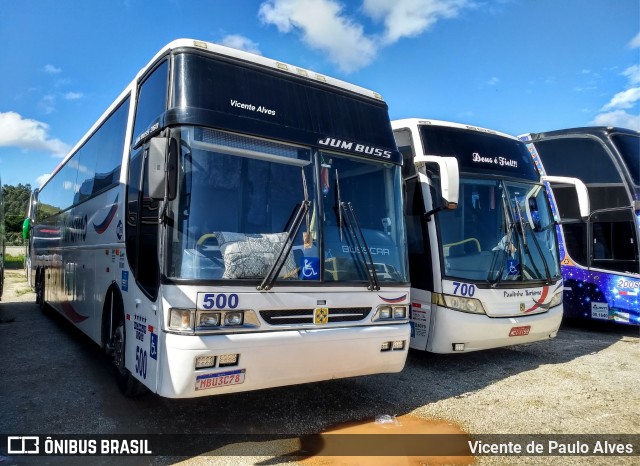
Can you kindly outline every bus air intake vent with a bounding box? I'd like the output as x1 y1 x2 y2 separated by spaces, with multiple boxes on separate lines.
260 307 371 325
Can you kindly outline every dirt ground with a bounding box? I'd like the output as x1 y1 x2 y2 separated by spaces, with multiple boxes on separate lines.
0 269 638 465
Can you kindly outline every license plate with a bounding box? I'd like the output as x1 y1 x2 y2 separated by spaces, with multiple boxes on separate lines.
195 369 246 391
509 325 531 337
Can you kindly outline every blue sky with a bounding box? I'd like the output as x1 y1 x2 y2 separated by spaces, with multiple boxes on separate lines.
0 0 638 189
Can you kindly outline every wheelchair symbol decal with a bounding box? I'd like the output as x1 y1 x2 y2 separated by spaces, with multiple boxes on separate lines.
301 257 320 280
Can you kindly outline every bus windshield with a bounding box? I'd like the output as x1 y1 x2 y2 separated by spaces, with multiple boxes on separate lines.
437 176 560 283
165 126 408 284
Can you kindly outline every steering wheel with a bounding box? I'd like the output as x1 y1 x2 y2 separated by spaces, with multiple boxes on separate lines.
196 233 218 252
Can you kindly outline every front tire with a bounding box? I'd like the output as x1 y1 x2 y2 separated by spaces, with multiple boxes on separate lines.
35 270 48 313
111 319 147 397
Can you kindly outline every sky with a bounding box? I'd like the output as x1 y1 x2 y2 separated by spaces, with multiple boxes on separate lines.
0 0 638 189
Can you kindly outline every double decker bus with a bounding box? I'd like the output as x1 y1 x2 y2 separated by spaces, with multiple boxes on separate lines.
27 39 410 397
521 127 639 325
393 119 569 353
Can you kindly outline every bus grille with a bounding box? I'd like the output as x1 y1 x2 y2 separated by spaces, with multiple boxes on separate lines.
260 307 371 325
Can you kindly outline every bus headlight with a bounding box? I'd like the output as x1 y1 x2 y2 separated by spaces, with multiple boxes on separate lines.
373 304 408 321
378 306 392 320
168 309 260 334
548 291 563 309
197 311 221 328
393 306 407 319
169 308 194 333
224 311 244 326
435 294 486 315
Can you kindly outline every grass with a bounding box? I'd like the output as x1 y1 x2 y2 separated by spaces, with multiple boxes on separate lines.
5 254 25 270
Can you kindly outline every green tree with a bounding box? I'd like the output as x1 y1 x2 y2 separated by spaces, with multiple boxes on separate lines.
2 183 32 244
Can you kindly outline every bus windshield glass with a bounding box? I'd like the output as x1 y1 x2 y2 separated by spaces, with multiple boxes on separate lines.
437 176 560 283
165 126 408 284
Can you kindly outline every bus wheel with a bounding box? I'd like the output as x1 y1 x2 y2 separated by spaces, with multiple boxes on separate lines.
111 320 147 397
35 271 47 313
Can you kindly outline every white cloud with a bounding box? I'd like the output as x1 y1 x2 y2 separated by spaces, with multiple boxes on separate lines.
629 32 640 49
591 110 640 131
63 91 84 100
43 64 62 74
39 95 56 114
258 0 473 72
601 87 640 111
622 64 640 86
0 112 69 156
487 76 500 86
259 0 377 72
36 174 51 188
363 0 472 44
220 34 262 55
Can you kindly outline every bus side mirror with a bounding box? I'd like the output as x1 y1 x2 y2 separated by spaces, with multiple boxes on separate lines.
147 137 168 200
542 175 590 220
22 218 30 240
415 155 459 209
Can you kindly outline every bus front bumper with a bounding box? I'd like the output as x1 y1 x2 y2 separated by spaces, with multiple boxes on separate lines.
157 324 409 398
427 305 563 353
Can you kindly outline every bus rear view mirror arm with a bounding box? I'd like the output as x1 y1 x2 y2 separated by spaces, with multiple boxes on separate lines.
542 175 590 220
415 155 460 210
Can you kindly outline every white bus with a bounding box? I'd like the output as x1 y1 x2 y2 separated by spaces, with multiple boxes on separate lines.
27 39 410 398
393 119 573 353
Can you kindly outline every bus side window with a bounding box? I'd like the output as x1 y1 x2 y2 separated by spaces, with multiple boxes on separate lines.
126 150 143 276
404 175 434 291
591 210 639 273
138 151 160 298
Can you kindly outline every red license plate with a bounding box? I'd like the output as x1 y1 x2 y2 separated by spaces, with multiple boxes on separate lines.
509 325 531 337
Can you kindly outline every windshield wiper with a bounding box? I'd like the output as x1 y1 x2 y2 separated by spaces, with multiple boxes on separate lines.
517 204 552 285
340 202 381 291
258 199 310 291
489 185 518 286
334 169 380 291
258 168 311 291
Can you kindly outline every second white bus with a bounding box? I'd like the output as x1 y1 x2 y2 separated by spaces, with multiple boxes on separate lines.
393 119 567 353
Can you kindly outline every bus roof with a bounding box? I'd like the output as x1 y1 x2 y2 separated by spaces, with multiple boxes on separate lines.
149 39 385 102
521 126 640 142
391 118 519 142
41 38 388 189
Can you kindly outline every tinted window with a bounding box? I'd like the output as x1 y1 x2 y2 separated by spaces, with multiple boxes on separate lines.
591 209 639 273
404 176 433 290
38 97 130 213
93 98 129 194
74 145 97 203
534 137 622 184
133 60 168 142
399 145 416 179
611 134 640 185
